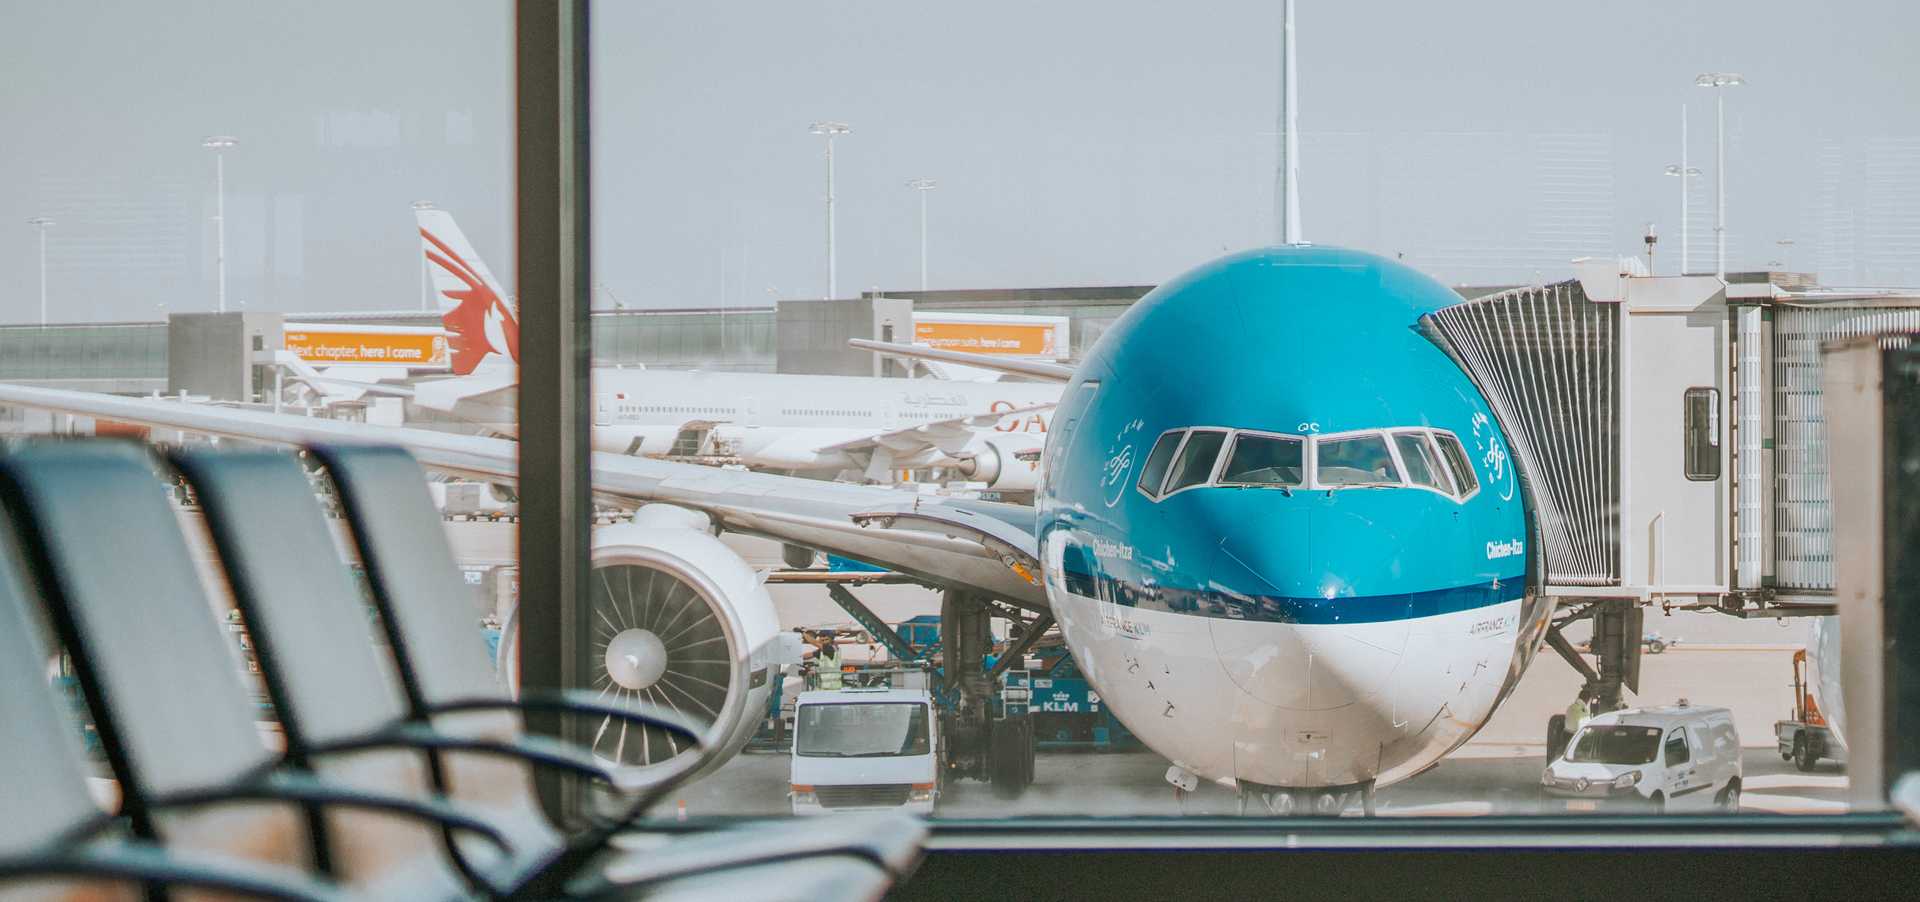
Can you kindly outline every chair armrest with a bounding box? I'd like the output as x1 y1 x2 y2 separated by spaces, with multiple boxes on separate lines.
427 689 705 751
309 722 614 786
0 843 344 902
148 771 511 855
565 815 927 900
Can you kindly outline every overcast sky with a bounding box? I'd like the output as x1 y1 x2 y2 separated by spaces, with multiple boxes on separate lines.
5 1 1919 322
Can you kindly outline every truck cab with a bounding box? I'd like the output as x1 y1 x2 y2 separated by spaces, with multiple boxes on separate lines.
790 687 940 815
1541 704 1742 813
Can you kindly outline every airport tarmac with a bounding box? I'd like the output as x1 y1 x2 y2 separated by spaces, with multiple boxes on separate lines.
661 641 1848 819
668 744 1847 819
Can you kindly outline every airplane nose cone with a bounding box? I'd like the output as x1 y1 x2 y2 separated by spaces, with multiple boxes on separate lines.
1207 509 1408 711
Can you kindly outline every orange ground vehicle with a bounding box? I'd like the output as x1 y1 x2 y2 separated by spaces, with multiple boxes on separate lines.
1774 648 1842 772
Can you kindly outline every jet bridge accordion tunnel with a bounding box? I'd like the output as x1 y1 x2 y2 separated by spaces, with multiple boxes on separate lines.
1421 270 1920 614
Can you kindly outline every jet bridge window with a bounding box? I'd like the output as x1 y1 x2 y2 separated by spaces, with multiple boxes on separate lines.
1219 433 1303 488
1392 431 1448 493
1164 429 1228 494
1136 430 1184 498
1315 433 1401 487
1683 386 1721 481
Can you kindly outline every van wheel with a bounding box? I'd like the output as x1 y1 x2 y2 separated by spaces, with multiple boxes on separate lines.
1793 735 1819 772
1718 778 1742 813
1649 791 1666 815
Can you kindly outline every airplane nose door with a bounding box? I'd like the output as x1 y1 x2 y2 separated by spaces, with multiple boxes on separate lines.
593 393 614 427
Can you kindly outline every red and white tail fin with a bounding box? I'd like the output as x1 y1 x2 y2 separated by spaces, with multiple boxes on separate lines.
416 208 519 375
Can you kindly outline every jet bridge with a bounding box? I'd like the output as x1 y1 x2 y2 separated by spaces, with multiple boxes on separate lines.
1421 261 1920 719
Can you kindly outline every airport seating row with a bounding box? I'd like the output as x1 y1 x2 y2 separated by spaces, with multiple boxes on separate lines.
0 440 923 900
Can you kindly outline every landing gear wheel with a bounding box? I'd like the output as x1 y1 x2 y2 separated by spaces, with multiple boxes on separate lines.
1021 719 1037 785
989 722 1031 799
1793 735 1819 772
1546 713 1569 762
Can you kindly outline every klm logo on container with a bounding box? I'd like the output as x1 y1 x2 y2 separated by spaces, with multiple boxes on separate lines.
1485 538 1525 560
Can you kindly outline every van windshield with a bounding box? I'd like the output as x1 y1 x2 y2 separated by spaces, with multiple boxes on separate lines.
1563 725 1662 764
796 702 931 758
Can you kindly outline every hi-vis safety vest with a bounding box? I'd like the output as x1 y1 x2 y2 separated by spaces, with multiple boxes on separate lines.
816 648 843 690
1565 700 1590 732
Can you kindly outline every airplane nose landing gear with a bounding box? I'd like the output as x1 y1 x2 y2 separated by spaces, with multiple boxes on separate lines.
1236 780 1377 817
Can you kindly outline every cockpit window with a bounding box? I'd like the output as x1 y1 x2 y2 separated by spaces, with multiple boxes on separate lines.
1315 433 1401 487
1164 430 1227 493
1219 433 1303 487
1393 431 1447 492
1136 430 1184 498
1434 432 1479 498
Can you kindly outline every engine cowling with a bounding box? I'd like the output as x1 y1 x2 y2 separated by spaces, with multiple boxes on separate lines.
501 504 784 783
949 433 1045 492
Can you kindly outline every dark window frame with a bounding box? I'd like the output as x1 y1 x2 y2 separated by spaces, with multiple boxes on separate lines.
1683 386 1722 482
1135 428 1187 499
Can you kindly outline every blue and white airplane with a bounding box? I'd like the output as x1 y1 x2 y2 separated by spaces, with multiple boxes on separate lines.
871 246 1554 807
0 244 1554 811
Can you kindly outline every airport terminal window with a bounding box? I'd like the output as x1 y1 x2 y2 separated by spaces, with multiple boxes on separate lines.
1164 429 1228 494
1434 432 1479 498
1136 430 1184 497
1391 431 1447 493
1314 433 1401 487
1219 433 1303 487
1684 387 1721 481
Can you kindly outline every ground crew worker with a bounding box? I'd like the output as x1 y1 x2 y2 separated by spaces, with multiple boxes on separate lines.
813 631 843 691
1565 694 1591 735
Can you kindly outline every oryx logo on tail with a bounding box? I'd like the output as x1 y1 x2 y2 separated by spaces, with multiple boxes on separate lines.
415 209 519 375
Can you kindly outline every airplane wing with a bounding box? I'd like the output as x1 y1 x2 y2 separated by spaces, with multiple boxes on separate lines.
815 402 1055 458
847 339 1077 383
0 383 1045 609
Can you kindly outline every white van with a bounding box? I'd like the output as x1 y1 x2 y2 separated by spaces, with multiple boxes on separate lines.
1541 703 1742 813
790 687 940 815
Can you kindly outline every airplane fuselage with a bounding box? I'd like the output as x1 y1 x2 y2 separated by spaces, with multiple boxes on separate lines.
1037 247 1552 792
587 369 1057 472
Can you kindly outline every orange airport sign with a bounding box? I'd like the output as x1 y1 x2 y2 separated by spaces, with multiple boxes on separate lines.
912 320 1061 357
283 329 449 367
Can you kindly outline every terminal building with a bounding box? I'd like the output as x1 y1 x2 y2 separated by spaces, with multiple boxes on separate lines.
0 284 1149 402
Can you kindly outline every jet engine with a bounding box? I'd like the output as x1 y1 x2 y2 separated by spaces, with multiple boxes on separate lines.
501 504 785 783
948 433 1044 492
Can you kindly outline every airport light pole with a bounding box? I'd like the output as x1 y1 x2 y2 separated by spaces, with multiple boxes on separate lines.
809 121 850 298
202 136 238 312
1695 74 1743 281
412 200 436 310
905 178 937 290
26 217 53 325
1664 104 1702 276
1275 0 1302 244
1663 164 1700 276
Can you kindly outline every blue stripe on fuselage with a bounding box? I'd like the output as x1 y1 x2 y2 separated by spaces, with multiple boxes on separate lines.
1060 570 1524 626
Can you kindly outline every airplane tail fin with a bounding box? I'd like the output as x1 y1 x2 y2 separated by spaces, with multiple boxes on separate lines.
415 208 520 375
